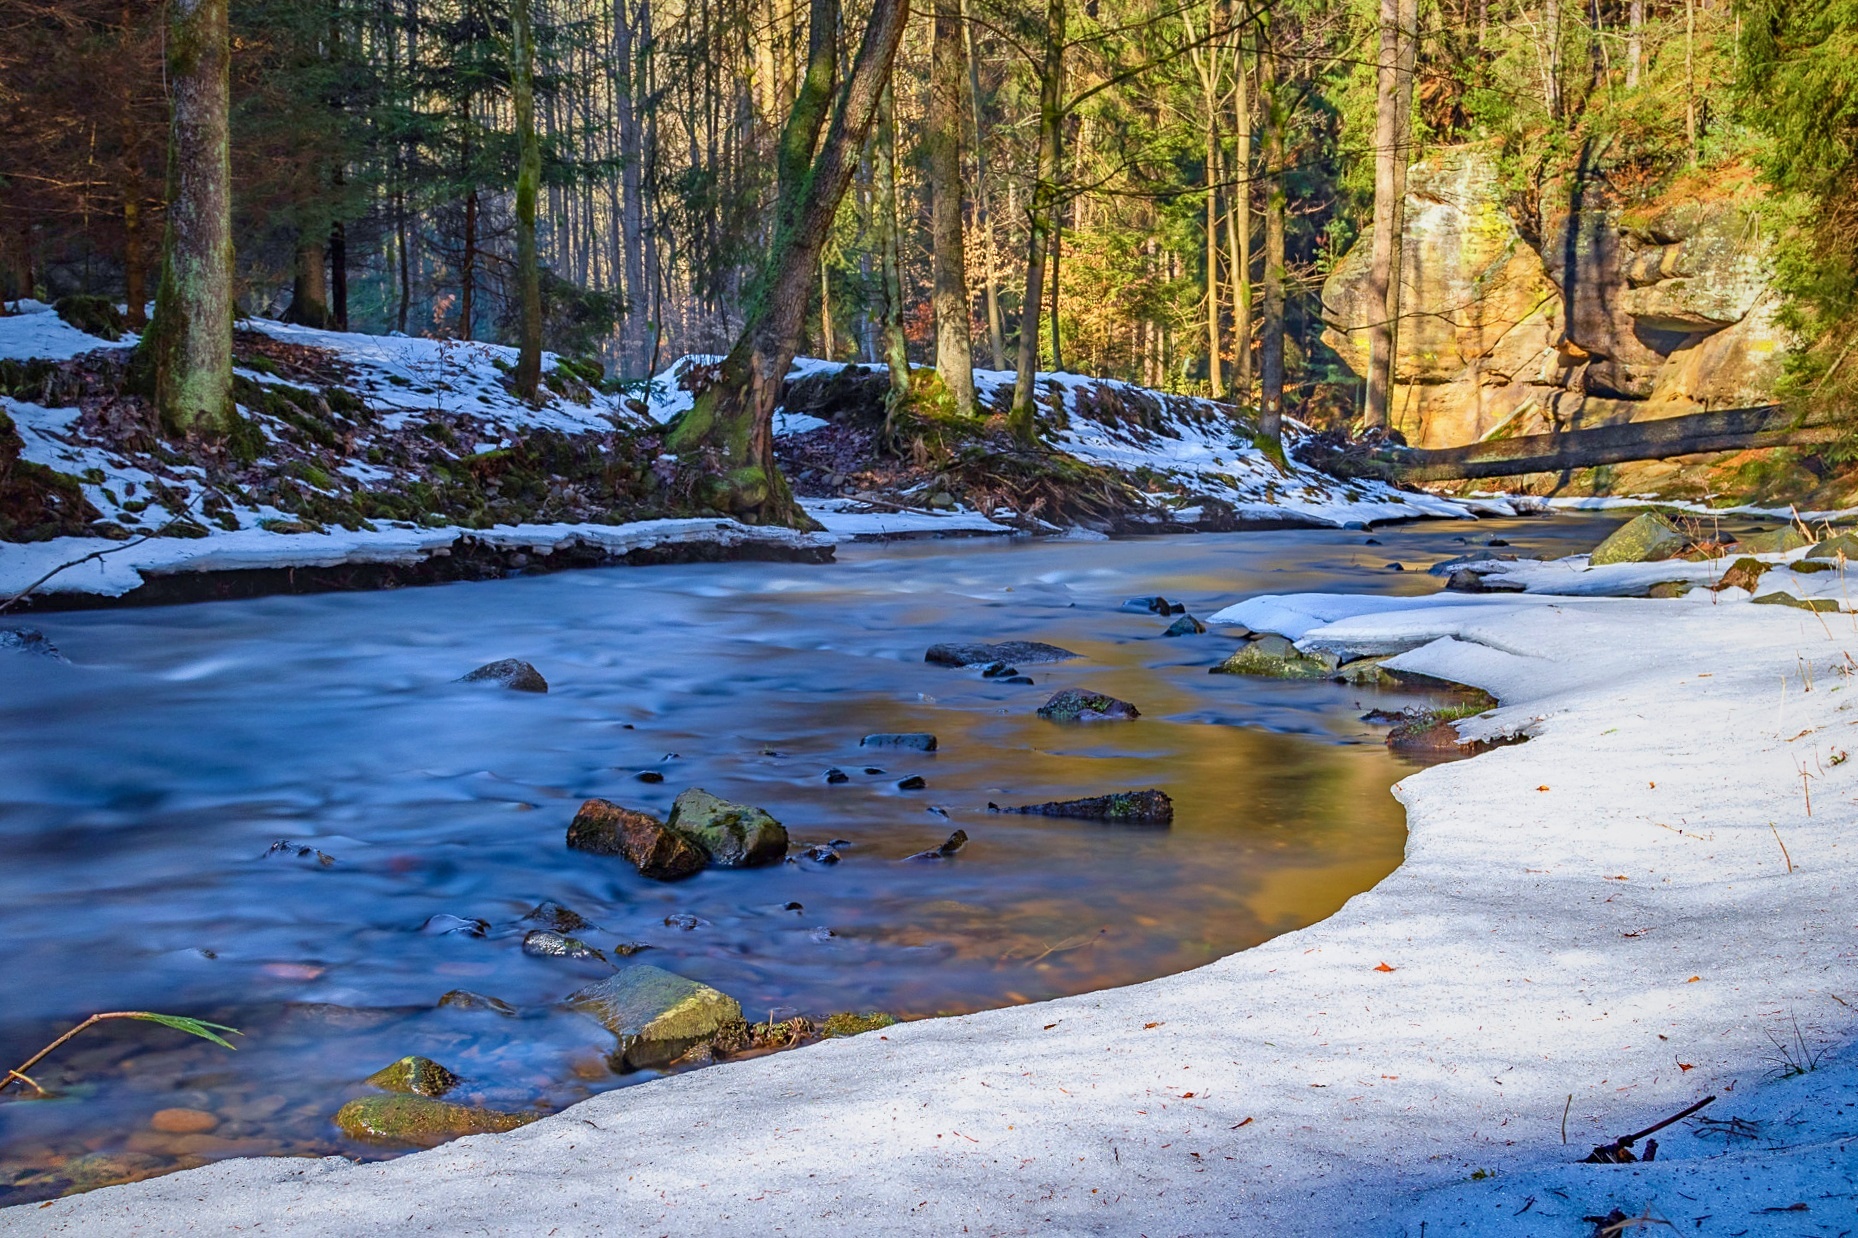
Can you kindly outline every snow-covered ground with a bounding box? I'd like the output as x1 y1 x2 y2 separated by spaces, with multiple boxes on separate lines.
9 585 1858 1236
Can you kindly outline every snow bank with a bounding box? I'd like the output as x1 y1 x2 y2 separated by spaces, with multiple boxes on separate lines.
11 593 1858 1236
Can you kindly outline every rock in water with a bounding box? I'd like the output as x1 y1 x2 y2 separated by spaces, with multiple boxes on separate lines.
924 640 1080 667
895 775 927 790
993 789 1173 825
1162 614 1207 637
459 658 549 693
0 629 67 661
1211 635 1338 679
1588 513 1686 565
1444 567 1527 594
1121 596 1186 615
664 788 788 867
861 732 938 751
437 990 517 1016
522 929 606 962
568 964 744 1070
565 798 707 881
1736 526 1812 555
364 1056 460 1098
1713 556 1767 594
521 900 591 933
1036 689 1140 722
905 830 968 861
334 1095 533 1145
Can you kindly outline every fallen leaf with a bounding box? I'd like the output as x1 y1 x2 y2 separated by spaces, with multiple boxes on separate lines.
1677 1062 1695 1072
1374 962 1396 973
1686 975 1701 983
1143 1021 1162 1029
1181 1091 1195 1098
1536 785 1550 792
1042 1022 1058 1030
1231 1117 1254 1129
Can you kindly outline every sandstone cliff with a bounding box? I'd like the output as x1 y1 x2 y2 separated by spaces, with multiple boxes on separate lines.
1322 147 1788 451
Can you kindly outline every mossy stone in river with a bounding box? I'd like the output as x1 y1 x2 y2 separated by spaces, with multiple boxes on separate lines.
664 788 787 867
460 658 548 693
1736 526 1811 555
1036 688 1140 722
364 1055 459 1098
566 798 707 880
1212 634 1336 679
1588 512 1686 566
334 1095 533 1145
567 964 744 1069
994 789 1173 824
819 1011 897 1038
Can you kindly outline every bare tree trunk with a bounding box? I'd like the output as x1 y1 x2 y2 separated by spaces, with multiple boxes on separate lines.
1384 0 1417 427
877 80 911 429
1363 0 1400 428
512 0 544 400
1544 0 1563 118
1258 33 1284 444
119 0 148 330
1048 221 1063 373
1195 29 1223 397
1626 0 1642 87
137 0 233 436
963 0 1005 369
929 0 976 413
459 184 477 340
1684 0 1697 163
617 0 651 376
1009 0 1064 442
284 238 330 328
329 219 349 332
663 0 911 524
1229 48 1252 400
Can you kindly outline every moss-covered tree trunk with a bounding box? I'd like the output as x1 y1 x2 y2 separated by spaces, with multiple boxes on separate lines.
877 81 912 428
137 0 234 437
1008 0 1065 444
663 0 910 525
928 0 976 416
511 0 544 401
1258 32 1285 444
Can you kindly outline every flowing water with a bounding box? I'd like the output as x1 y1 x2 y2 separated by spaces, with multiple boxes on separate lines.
0 514 1620 1201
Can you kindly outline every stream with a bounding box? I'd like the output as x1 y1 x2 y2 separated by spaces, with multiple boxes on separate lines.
0 513 1621 1202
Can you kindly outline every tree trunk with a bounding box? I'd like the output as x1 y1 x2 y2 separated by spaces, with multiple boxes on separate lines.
459 184 477 340
1544 0 1562 118
119 0 148 330
616 0 651 377
929 0 976 414
1258 34 1285 444
1048 223 1063 373
877 80 911 430
512 0 544 400
1626 0 1642 87
284 238 330 328
137 0 233 438
1363 0 1400 429
963 0 1005 369
1229 49 1251 400
1009 0 1065 442
1387 0 1417 425
662 0 911 525
329 219 349 332
1199 45 1222 398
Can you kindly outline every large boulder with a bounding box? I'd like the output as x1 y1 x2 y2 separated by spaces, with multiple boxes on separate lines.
568 964 744 1070
566 798 707 881
664 789 787 867
1211 634 1338 678
1588 513 1686 565
334 1096 533 1145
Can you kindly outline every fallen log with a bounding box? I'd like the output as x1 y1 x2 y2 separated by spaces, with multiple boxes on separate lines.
1338 405 1844 483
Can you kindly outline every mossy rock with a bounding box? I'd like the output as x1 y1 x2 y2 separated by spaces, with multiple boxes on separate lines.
1333 655 1391 684
1035 688 1140 722
567 798 708 880
1736 527 1811 555
1211 634 1337 679
819 1011 897 1038
363 1055 459 1098
1714 557 1768 593
334 1095 533 1145
994 789 1172 824
664 788 787 867
568 964 744 1070
54 295 126 342
1752 592 1841 612
1804 532 1858 561
1589 512 1687 566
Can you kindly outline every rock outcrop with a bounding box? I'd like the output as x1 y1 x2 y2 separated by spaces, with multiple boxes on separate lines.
1323 148 1787 449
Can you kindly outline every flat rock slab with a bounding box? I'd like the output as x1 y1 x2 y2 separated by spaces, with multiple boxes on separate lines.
992 789 1173 824
568 964 743 1070
924 640 1079 667
860 732 938 751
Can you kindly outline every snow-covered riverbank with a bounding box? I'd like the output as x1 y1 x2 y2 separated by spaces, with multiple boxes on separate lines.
8 586 1853 1236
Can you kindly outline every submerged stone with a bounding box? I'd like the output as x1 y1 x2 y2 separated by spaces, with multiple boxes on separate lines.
861 732 938 751
925 640 1080 667
459 658 549 693
334 1095 533 1145
568 964 744 1070
1588 513 1686 565
992 789 1173 825
1211 635 1336 679
364 1055 459 1098
522 929 606 962
521 900 590 934
437 989 517 1016
1162 614 1207 637
665 788 788 867
1036 688 1140 722
819 1011 897 1038
566 798 707 881
905 829 967 861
